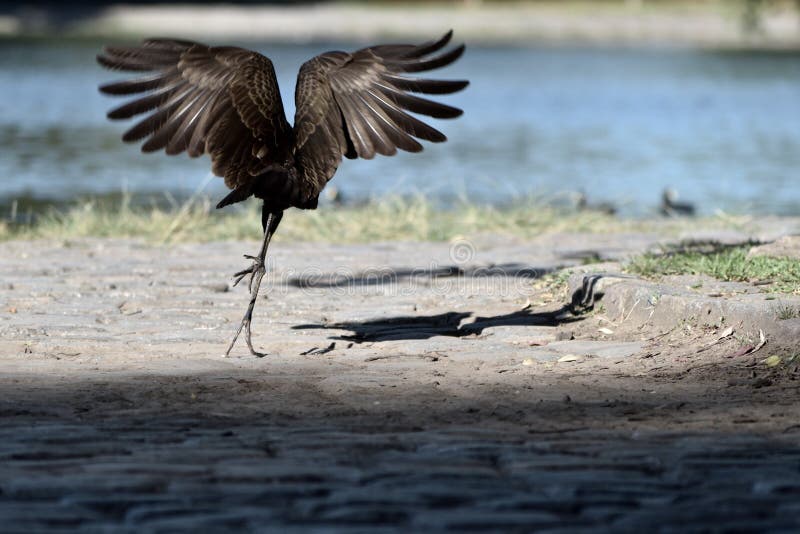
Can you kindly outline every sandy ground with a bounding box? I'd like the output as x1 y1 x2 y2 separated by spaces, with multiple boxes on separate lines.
1 233 799 530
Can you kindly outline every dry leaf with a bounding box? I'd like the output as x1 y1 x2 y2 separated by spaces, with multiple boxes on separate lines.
717 326 734 340
598 327 614 335
698 325 736 353
522 358 535 366
558 354 580 363
752 329 767 354
729 330 767 358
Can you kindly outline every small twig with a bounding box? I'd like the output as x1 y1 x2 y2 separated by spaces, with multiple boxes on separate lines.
645 327 677 342
621 298 641 324
300 342 336 356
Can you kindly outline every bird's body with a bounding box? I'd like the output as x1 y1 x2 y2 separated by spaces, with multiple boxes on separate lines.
98 31 467 355
660 188 696 217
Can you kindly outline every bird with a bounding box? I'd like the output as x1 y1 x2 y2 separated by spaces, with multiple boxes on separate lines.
574 191 617 216
660 188 696 217
96 31 468 357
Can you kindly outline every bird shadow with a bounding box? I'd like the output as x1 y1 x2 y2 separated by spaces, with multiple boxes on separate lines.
290 262 605 342
292 305 584 342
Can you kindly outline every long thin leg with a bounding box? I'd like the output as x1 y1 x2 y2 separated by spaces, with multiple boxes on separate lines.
225 208 283 357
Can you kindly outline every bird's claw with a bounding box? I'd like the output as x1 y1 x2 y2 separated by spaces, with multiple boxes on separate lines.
232 269 250 287
232 256 264 291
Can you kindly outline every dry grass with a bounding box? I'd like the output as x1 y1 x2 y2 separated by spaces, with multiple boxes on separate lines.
0 193 752 244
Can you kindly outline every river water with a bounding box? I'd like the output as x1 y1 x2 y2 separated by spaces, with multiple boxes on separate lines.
1 39 798 215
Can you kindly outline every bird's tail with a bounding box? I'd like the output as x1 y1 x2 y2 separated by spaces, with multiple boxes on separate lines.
216 185 252 209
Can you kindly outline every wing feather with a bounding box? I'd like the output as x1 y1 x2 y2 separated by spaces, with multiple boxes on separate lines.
352 92 397 157
98 39 291 195
107 82 190 120
371 81 462 118
292 30 468 194
332 92 376 159
383 45 466 73
100 72 174 95
361 91 422 153
379 73 469 95
165 89 216 155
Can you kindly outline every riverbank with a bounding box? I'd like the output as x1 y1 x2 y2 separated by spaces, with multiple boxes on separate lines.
2 1 800 49
2 194 789 244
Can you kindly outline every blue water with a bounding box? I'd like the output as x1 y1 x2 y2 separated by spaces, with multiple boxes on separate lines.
1 39 799 215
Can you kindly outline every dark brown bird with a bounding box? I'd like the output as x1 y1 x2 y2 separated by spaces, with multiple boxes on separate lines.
97 31 468 356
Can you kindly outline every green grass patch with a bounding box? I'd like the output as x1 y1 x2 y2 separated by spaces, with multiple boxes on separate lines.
627 245 800 295
775 303 800 320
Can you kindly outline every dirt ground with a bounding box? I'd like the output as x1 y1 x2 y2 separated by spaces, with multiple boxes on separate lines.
1 235 799 531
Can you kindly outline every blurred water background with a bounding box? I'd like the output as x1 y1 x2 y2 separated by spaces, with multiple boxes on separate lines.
1 36 799 217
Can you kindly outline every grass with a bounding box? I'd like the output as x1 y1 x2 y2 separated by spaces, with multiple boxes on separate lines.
0 193 749 245
627 244 800 295
775 303 800 320
529 268 575 307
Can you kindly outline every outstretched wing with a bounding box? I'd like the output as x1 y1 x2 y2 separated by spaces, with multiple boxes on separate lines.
293 30 468 195
97 39 291 194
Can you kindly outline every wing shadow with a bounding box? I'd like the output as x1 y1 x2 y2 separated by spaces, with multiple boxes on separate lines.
293 304 583 342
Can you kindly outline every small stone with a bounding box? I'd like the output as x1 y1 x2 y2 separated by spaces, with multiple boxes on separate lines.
205 283 230 293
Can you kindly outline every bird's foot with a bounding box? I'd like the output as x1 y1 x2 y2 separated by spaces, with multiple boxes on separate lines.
232 254 263 292
224 307 267 358
242 311 267 358
226 252 269 358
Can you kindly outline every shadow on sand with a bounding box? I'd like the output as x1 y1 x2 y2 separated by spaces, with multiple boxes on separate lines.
293 305 584 342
